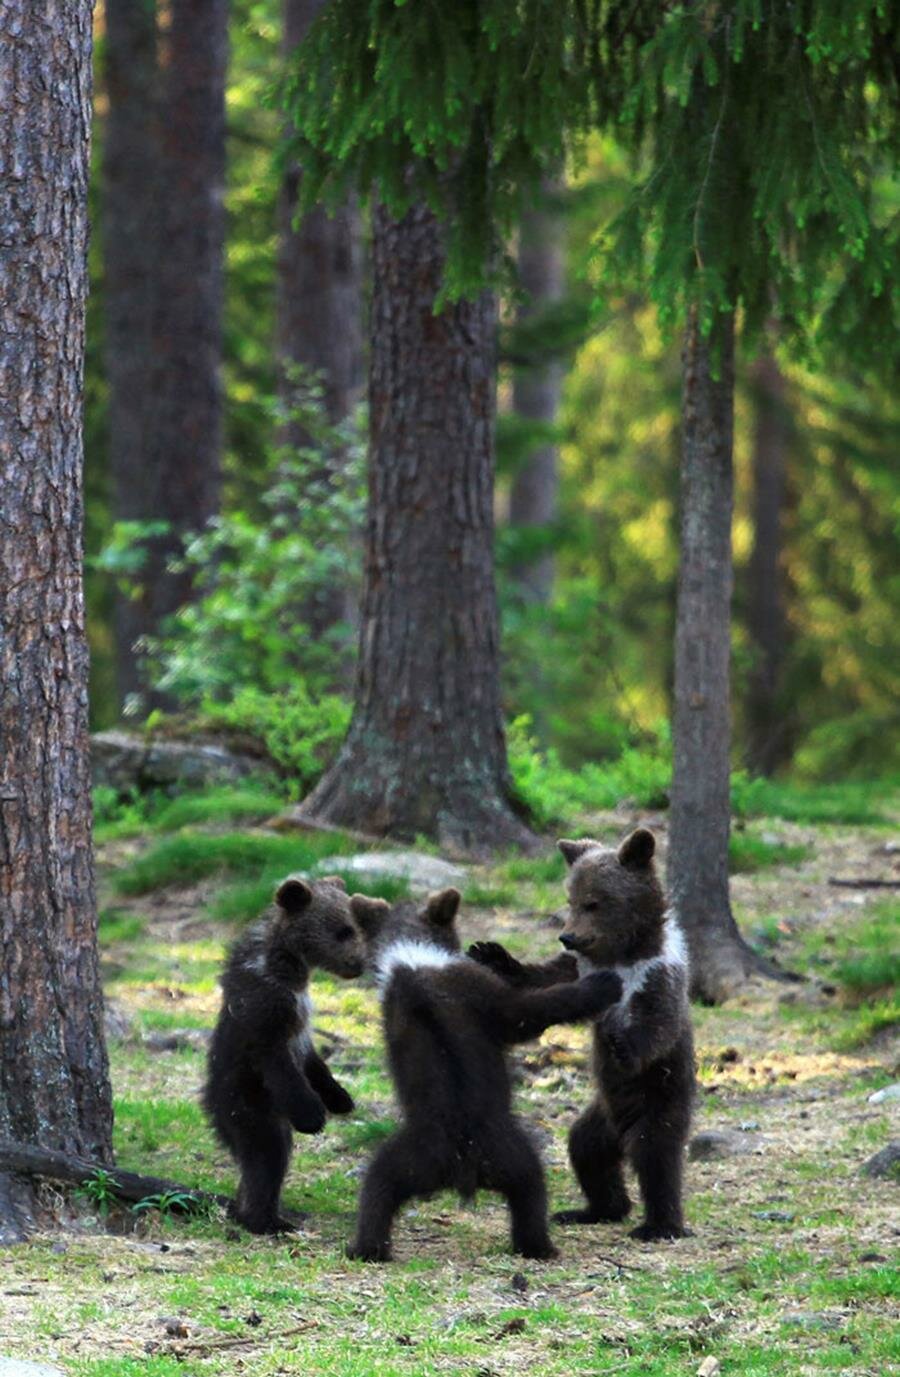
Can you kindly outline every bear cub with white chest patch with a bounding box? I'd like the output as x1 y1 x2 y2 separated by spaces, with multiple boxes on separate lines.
204 875 388 1235
469 828 695 1241
346 887 623 1262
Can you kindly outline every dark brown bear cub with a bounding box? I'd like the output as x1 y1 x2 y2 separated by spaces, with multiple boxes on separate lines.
469 828 695 1241
346 887 623 1262
204 876 386 1235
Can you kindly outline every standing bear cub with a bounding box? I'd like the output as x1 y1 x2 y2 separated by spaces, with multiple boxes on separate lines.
346 887 623 1262
469 828 695 1241
204 875 387 1235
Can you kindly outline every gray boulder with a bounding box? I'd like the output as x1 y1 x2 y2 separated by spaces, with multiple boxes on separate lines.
315 850 468 893
0 1361 65 1377
688 1130 762 1161
861 1141 900 1180
92 731 260 796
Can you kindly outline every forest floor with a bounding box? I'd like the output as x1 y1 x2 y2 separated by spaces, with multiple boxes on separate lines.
2 790 898 1377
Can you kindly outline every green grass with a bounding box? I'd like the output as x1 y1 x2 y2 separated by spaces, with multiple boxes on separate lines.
462 880 518 907
728 831 812 873
152 786 287 831
113 830 357 896
731 774 895 825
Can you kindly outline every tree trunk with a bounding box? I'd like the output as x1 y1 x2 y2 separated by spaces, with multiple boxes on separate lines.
746 352 791 776
277 0 363 642
144 0 227 693
668 310 762 1001
299 203 534 853
103 0 160 712
509 178 565 604
0 0 113 1238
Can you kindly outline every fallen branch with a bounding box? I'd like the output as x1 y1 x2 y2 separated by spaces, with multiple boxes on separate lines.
828 876 900 890
167 1321 318 1355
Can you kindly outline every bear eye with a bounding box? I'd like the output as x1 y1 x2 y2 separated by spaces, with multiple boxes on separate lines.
335 925 355 943
581 900 601 913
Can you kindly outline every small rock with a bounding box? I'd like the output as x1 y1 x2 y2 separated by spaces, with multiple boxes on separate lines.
752 1210 795 1222
495 1318 526 1338
510 1272 528 1293
0 1362 65 1377
696 1359 721 1377
782 1311 843 1331
868 1083 900 1105
689 1130 759 1161
162 1318 189 1338
738 1121 761 1132
244 1311 262 1327
860 1141 900 1180
860 1252 887 1263
92 730 259 795
315 851 468 893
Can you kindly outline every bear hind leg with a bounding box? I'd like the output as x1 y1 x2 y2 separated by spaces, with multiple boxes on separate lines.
555 1102 630 1226
232 1116 294 1235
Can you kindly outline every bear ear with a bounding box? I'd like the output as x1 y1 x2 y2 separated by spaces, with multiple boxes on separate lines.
618 827 655 869
425 887 461 927
557 838 597 868
349 894 390 936
276 877 312 913
318 874 347 891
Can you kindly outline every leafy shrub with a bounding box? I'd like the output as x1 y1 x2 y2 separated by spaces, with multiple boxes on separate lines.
197 684 351 793
508 715 672 828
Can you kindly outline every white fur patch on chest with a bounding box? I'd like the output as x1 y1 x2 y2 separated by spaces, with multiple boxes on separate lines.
611 913 688 1021
289 989 313 1058
375 939 463 997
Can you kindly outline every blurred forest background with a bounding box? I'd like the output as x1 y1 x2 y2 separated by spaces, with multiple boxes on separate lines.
84 0 898 794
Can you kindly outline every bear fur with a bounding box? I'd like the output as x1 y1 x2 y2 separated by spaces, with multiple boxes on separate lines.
203 875 388 1234
468 828 695 1241
346 887 623 1262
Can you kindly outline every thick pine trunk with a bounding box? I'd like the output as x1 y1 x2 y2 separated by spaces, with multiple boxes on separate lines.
668 310 761 1001
144 0 227 688
0 0 113 1238
746 352 791 776
509 179 565 604
300 203 534 852
103 0 160 711
277 0 363 639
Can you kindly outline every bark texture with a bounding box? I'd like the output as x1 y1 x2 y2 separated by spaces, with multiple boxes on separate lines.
668 311 760 1001
301 203 533 853
103 0 160 709
746 352 791 776
509 179 565 604
0 0 113 1236
144 0 227 679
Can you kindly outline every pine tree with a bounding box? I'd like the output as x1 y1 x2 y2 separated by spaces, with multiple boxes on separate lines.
286 1 898 967
0 0 113 1238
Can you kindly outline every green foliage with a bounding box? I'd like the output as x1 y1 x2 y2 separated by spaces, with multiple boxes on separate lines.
730 775 891 825
149 374 365 706
508 715 672 827
152 785 287 832
198 685 351 794
114 830 355 898
78 1168 120 1216
805 900 900 1000
283 0 589 299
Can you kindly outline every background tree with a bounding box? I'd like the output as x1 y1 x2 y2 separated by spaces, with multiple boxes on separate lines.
0 0 113 1238
142 0 228 704
508 176 566 605
277 0 364 643
102 0 160 710
300 203 533 849
745 350 792 776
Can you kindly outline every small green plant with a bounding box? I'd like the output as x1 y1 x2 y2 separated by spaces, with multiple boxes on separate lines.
198 684 351 792
78 1167 121 1216
152 784 287 832
132 1189 207 1218
113 829 355 897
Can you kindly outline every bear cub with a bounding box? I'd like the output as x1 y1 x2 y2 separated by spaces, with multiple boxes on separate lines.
469 828 695 1241
204 875 387 1235
346 887 623 1262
